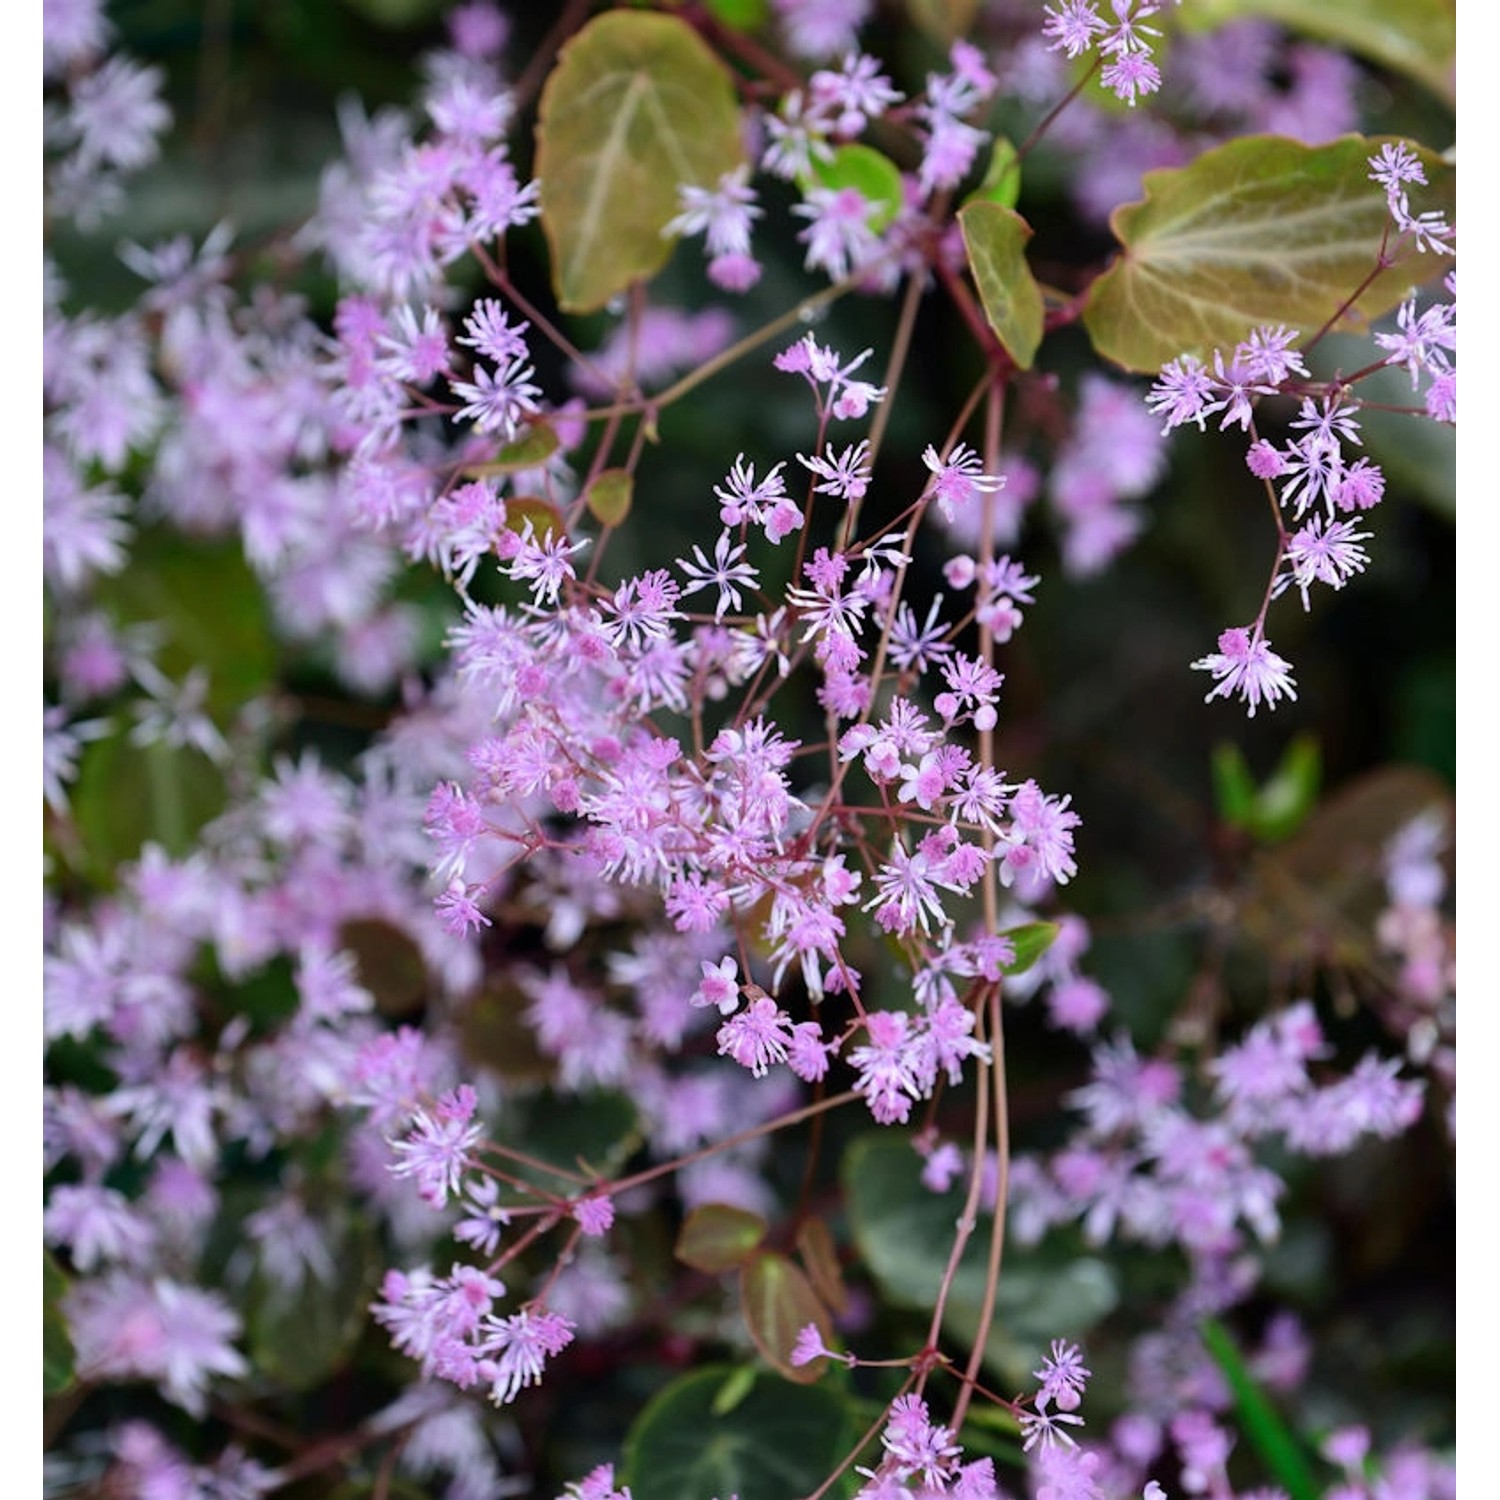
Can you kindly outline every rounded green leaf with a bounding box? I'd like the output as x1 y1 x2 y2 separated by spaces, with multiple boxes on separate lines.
804 144 906 233
466 420 560 477
675 1202 768 1273
739 1251 831 1383
504 495 567 544
620 1366 854 1500
958 200 1044 369
1082 134 1455 373
585 467 635 528
536 11 746 312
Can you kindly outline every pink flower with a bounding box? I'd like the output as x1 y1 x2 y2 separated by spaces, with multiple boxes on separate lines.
716 996 794 1077
789 1320 850 1368
1191 628 1297 717
477 1307 576 1405
572 1193 615 1238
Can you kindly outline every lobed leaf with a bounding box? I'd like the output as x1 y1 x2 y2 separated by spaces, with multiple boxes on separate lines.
958 200 1044 369
844 1132 987 1309
1082 134 1455 373
536 11 746 312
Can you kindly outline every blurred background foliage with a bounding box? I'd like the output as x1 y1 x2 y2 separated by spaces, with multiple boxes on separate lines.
46 0 1454 1488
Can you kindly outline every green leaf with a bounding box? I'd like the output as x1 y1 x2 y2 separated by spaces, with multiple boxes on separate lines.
795 1217 847 1315
585 467 635 527
1212 737 1321 842
328 1482 430 1500
1212 742 1260 831
1082 135 1455 373
675 1202 768 1273
1180 0 1455 106
843 1132 988 1310
804 144 906 233
843 1133 1117 1384
337 918 428 1016
536 11 746 312
704 0 770 29
967 137 1022 211
44 1250 76 1397
739 1251 831 1382
1308 332 1455 517
906 0 979 44
958 200 1044 369
337 0 445 26
248 1211 382 1393
458 978 554 1084
971 1258 1119 1385
503 495 567 545
513 1089 641 1193
711 1364 758 1415
1253 733 1322 842
1200 1318 1321 1500
998 921 1059 978
620 1366 854 1500
466 420 560 477
70 733 227 875
92 529 276 717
